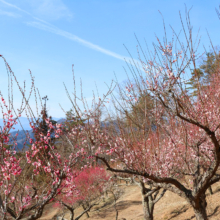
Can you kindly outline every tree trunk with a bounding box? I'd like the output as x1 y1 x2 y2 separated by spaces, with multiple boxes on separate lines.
208 186 213 195
193 206 208 220
69 209 74 220
114 200 118 220
142 195 154 220
192 195 208 220
82 204 89 218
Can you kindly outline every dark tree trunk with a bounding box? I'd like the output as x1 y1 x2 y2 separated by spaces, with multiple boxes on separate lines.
142 195 154 220
114 202 118 220
193 206 208 220
192 195 208 220
82 204 89 218
69 209 74 220
208 186 213 195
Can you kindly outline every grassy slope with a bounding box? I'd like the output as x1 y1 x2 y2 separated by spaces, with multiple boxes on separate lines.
39 183 220 220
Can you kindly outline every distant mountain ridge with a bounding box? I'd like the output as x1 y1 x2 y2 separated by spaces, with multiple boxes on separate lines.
6 118 119 150
0 117 65 150
0 117 63 131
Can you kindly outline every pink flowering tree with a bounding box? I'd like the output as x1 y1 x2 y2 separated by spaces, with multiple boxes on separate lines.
56 166 110 220
0 109 82 220
64 12 220 220
96 18 220 220
0 56 83 220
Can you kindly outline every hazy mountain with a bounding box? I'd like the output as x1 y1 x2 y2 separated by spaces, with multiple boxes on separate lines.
10 130 34 150
0 117 62 131
1 117 65 150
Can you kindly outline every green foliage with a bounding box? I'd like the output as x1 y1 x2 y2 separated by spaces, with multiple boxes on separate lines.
3 144 13 150
34 108 57 143
128 93 154 126
187 51 220 96
64 109 86 131
123 92 156 136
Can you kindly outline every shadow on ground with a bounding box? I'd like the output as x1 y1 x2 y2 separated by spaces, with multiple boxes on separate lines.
168 205 189 220
94 200 142 218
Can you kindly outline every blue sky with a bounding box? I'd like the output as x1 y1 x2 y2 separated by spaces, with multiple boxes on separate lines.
0 0 219 118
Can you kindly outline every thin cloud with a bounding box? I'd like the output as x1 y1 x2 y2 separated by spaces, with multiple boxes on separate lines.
0 0 32 15
0 9 20 17
26 21 128 61
0 0 72 20
0 0 140 63
32 0 72 21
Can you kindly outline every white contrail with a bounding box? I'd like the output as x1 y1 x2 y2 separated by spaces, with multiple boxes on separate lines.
0 0 31 15
27 21 127 61
0 0 129 61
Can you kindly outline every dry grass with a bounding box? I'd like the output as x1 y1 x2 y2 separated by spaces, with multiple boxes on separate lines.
39 183 220 220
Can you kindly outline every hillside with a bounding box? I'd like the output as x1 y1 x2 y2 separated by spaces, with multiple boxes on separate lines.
39 182 220 220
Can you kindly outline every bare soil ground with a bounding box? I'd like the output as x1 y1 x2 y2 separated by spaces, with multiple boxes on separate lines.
39 183 220 220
